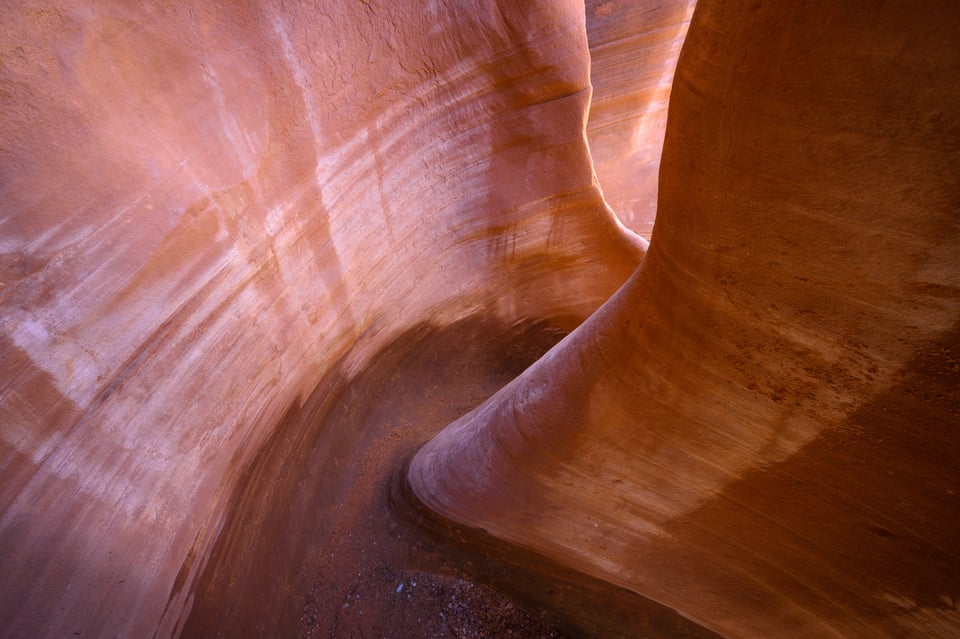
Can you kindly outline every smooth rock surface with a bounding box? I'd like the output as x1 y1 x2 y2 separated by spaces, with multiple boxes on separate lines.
585 0 695 238
410 1 960 637
0 2 641 637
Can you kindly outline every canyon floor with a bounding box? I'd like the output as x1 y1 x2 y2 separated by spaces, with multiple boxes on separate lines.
268 317 718 639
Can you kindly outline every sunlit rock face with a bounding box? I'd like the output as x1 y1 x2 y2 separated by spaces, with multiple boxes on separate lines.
585 0 695 238
0 2 642 637
410 1 960 638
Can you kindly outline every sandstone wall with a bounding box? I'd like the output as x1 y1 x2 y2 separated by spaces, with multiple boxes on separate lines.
410 2 960 637
3 1 958 637
0 3 642 637
585 0 695 237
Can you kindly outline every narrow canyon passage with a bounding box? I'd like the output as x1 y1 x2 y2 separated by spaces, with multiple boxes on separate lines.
178 317 718 638
179 318 572 638
1 1 958 638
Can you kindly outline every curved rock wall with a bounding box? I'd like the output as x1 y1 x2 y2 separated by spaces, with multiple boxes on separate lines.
4 0 959 637
410 1 960 637
0 2 642 637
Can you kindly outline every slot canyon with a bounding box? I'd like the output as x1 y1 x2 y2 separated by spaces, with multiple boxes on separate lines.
1 1 958 637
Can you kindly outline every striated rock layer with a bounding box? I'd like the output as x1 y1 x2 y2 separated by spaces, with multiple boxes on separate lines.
410 1 960 638
0 2 644 637
585 0 695 238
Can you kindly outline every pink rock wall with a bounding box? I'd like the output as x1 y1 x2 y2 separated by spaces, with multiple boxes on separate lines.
2 0 958 637
0 2 642 637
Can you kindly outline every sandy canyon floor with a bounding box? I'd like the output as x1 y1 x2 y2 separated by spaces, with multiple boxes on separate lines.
179 317 718 638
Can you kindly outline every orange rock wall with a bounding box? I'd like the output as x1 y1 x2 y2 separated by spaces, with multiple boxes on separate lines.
410 1 960 637
585 0 694 237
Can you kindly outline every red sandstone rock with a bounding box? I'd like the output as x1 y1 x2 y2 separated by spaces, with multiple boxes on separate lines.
410 1 960 637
